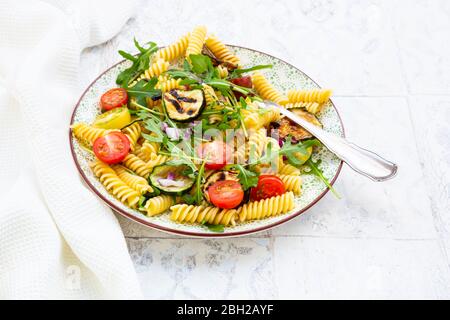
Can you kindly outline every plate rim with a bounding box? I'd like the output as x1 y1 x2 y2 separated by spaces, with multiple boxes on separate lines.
69 45 345 238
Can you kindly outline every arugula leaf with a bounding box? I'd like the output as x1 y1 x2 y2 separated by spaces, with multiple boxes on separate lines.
182 194 196 205
228 164 259 190
116 39 158 86
230 64 273 78
304 158 341 199
194 159 207 204
126 78 161 106
189 54 214 75
277 137 321 167
206 224 225 233
201 220 225 233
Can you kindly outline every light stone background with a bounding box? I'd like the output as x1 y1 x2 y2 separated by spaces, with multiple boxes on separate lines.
78 0 450 299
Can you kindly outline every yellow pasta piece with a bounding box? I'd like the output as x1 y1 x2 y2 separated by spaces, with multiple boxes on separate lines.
131 59 169 86
122 153 152 178
147 153 170 169
145 195 175 216
155 33 190 62
113 165 153 195
287 89 332 104
170 204 237 226
186 26 207 59
122 122 141 151
248 128 267 161
277 175 302 195
156 75 182 92
205 34 240 65
90 160 140 207
278 159 300 176
136 141 160 162
216 65 229 78
238 192 295 222
71 123 113 145
252 72 288 105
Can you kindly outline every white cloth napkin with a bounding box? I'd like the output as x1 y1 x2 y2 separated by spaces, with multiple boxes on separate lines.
0 0 142 299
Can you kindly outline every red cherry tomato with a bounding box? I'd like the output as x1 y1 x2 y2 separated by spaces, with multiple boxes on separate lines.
208 180 244 209
100 88 128 111
230 76 253 88
197 141 233 170
250 175 286 201
93 132 130 164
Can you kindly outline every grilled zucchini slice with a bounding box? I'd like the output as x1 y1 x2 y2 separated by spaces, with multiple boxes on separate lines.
163 89 205 121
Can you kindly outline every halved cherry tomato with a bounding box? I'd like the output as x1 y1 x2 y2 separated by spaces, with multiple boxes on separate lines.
93 106 131 129
230 76 253 88
197 141 233 170
208 180 244 209
250 175 286 201
100 88 128 111
93 132 130 164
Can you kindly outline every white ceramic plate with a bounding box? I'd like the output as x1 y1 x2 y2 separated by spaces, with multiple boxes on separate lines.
70 45 344 237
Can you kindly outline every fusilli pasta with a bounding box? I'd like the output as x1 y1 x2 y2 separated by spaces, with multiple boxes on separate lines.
145 195 175 216
122 122 141 151
238 192 295 222
170 204 237 226
122 153 152 178
186 26 207 59
71 123 112 145
90 160 140 207
113 165 153 195
205 35 240 66
278 175 302 195
287 89 332 104
252 72 288 105
155 33 190 62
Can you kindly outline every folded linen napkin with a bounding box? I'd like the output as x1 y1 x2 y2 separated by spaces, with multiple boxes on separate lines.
0 0 142 299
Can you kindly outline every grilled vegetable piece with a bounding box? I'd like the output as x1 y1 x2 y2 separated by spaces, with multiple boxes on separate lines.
150 164 194 194
278 109 322 141
203 170 239 203
163 89 205 121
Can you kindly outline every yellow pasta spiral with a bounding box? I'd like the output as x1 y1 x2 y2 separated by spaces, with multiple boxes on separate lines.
71 123 112 145
122 122 141 151
252 72 288 105
208 114 223 124
145 195 175 216
113 165 153 195
248 128 267 161
259 108 281 127
287 89 332 104
122 153 152 178
216 65 229 78
155 33 190 62
136 141 160 162
132 59 169 85
241 109 261 130
156 75 182 92
278 160 300 176
90 160 140 207
205 35 240 65
186 26 207 59
147 153 170 169
255 138 280 174
202 84 219 107
238 192 295 222
170 204 237 226
277 175 302 195
284 101 322 114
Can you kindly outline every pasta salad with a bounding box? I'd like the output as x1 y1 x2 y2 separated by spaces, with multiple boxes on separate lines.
71 26 336 232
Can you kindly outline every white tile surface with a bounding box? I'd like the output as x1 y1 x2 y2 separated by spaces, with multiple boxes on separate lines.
127 237 275 299
78 0 450 299
273 236 450 299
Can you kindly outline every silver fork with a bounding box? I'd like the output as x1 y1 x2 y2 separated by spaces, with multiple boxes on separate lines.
262 101 398 182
